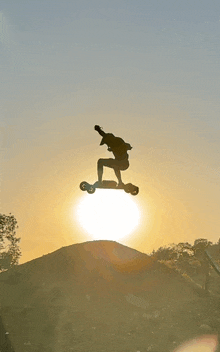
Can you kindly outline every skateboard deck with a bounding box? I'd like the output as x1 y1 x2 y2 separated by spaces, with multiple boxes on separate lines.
79 180 139 195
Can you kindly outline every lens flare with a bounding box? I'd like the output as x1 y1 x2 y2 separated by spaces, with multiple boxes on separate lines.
174 335 218 352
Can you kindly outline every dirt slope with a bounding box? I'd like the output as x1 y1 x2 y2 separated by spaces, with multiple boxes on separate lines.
0 240 219 352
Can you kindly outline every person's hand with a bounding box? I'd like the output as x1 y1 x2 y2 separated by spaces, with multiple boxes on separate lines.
126 143 132 150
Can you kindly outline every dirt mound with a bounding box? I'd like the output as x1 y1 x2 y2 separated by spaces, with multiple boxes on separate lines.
17 240 154 275
0 240 219 352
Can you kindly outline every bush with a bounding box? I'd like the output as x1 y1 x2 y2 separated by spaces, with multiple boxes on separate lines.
0 213 21 271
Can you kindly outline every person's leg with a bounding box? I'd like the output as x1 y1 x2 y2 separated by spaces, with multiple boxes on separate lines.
97 158 121 183
114 159 129 185
113 168 123 185
97 158 129 184
97 159 104 182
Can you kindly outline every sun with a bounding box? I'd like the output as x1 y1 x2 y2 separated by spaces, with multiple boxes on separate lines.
75 189 141 241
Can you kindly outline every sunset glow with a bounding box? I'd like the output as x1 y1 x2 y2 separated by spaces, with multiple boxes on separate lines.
75 190 141 241
2 1 220 263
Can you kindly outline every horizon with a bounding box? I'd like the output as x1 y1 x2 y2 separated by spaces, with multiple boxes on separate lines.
12 237 220 266
1 1 220 264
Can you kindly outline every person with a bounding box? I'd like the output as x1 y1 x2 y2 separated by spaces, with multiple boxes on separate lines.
94 125 132 187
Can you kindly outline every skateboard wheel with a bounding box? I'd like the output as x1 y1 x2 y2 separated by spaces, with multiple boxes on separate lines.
80 181 87 191
131 187 139 196
124 183 132 193
87 186 96 194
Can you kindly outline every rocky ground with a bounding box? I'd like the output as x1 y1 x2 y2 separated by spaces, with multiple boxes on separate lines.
0 240 219 352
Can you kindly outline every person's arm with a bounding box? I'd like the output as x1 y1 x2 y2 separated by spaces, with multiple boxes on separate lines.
125 143 132 150
94 125 106 137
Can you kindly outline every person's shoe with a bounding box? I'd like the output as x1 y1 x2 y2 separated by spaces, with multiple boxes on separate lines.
93 181 102 187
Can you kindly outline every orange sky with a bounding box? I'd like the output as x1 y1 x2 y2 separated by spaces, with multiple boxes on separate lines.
1 2 220 263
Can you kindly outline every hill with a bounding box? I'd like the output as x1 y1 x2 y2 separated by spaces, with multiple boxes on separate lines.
0 240 219 352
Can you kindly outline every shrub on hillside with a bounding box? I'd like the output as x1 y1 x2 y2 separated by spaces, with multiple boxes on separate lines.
0 213 21 271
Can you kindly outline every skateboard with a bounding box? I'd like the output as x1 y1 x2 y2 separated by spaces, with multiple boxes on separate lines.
79 180 139 196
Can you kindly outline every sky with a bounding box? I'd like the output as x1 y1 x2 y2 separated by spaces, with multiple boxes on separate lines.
1 0 220 264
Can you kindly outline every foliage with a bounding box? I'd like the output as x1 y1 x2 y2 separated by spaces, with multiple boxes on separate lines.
152 245 177 261
152 238 213 262
172 242 194 259
151 239 220 291
193 238 212 258
0 213 21 270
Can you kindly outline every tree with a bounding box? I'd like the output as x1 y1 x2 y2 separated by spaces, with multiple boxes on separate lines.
172 242 194 259
153 245 178 260
193 238 212 259
0 213 21 271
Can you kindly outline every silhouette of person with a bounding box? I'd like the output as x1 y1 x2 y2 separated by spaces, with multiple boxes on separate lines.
94 125 132 186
